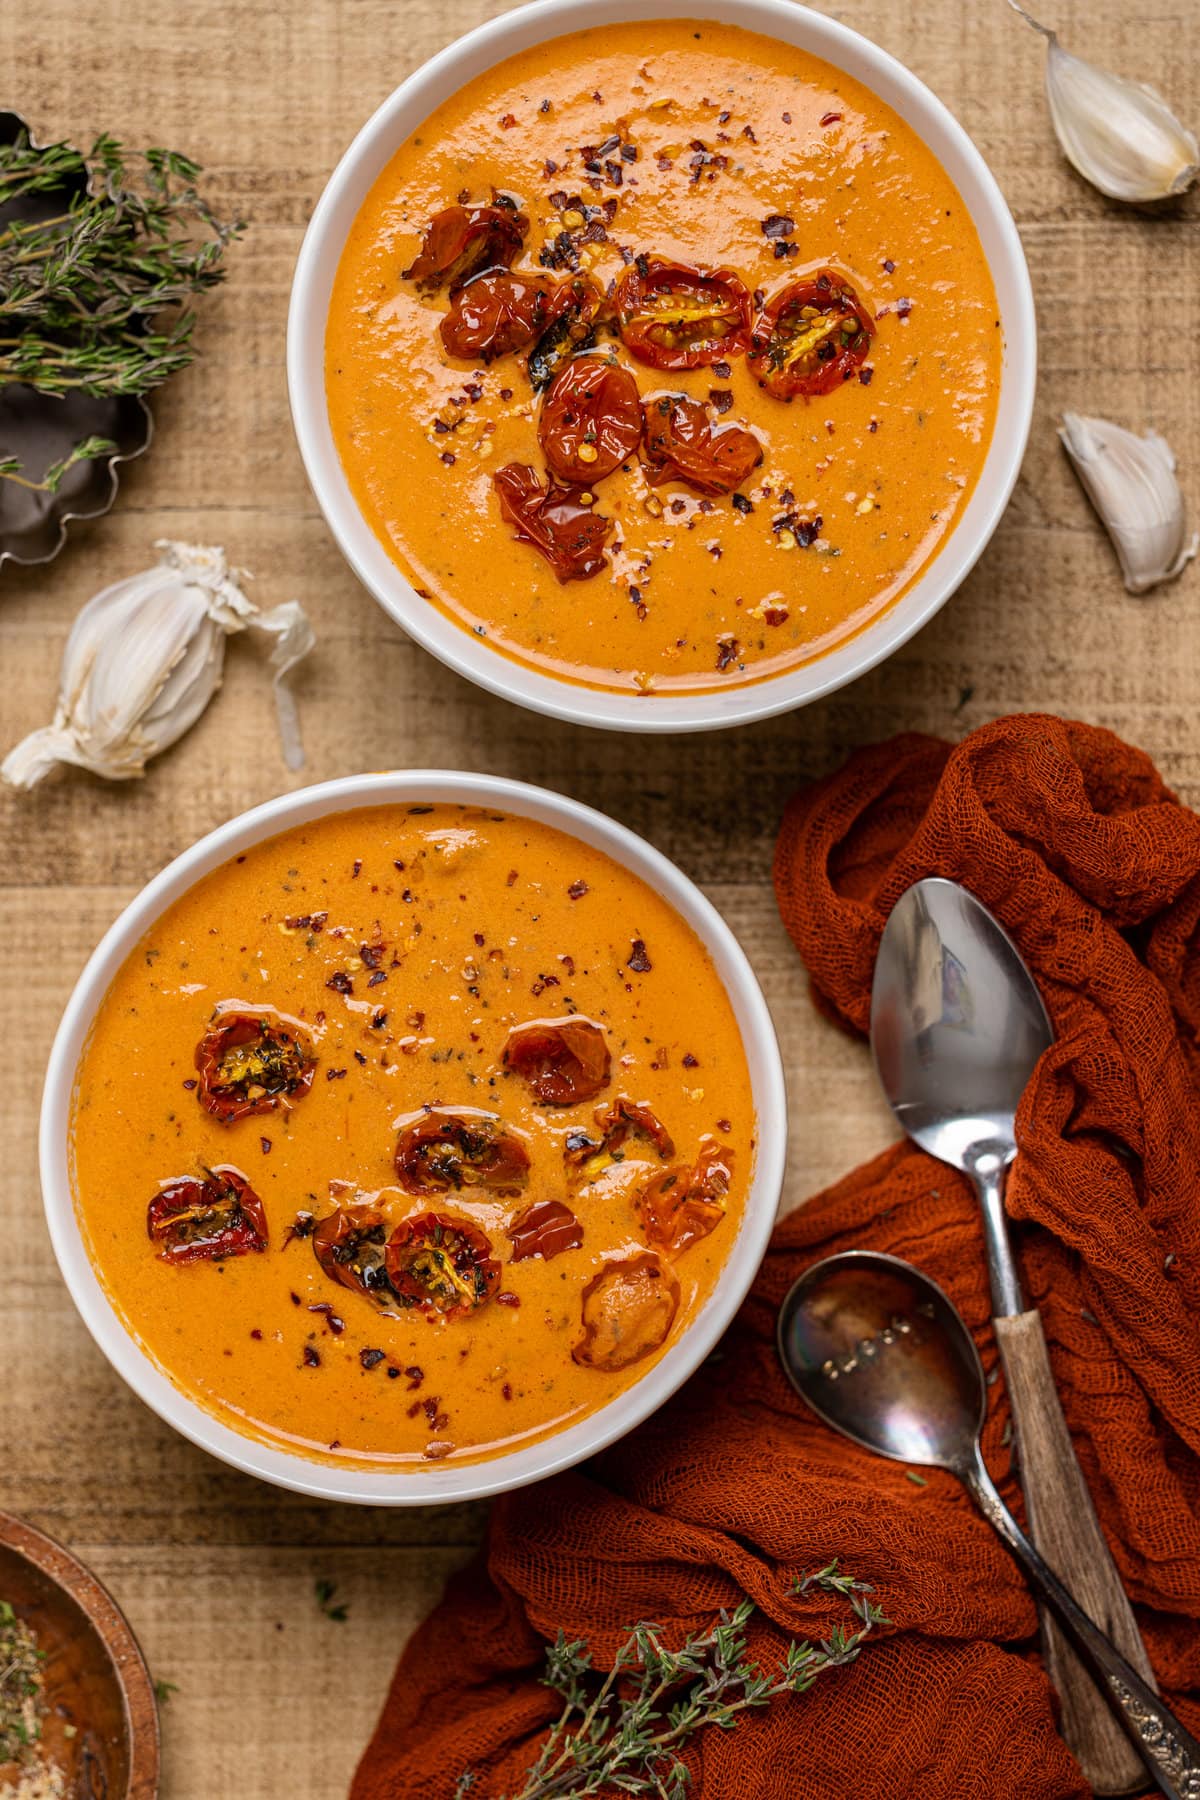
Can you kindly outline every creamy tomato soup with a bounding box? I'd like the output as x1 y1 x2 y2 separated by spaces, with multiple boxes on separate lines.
326 19 1001 695
69 806 755 1466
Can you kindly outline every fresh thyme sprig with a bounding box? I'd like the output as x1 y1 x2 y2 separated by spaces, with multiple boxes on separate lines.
0 129 242 489
457 1561 886 1800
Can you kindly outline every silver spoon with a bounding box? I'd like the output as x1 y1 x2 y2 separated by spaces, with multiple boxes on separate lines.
777 1252 1200 1800
871 876 1156 1791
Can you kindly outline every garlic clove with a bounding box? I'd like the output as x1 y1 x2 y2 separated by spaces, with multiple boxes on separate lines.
1 539 315 790
1059 412 1198 596
1008 2 1198 203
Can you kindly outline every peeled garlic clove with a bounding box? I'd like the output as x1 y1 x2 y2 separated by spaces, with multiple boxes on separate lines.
1008 2 1198 202
1 539 315 790
1059 412 1198 595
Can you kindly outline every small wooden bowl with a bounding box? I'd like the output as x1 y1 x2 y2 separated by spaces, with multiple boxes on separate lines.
0 1511 159 1798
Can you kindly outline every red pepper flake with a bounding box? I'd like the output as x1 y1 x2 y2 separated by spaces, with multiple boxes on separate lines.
260 1136 272 1155
568 879 589 899
326 970 353 996
325 1066 348 1081
302 1343 321 1368
731 493 753 516
506 869 519 887
716 635 741 672
708 388 733 414
761 212 794 239
869 420 879 434
360 1348 386 1369
782 110 792 123
473 931 485 947
882 258 896 273
309 1301 346 1335
499 111 518 128
371 1010 388 1029
896 296 913 320
628 938 653 973
352 860 362 878
495 1291 521 1307
405 1365 424 1387
742 124 758 143
764 605 790 627
682 1053 699 1067
859 367 874 386
285 911 327 932
820 110 843 126
406 1399 422 1418
250 1328 263 1340
717 1117 732 1133
501 1381 513 1401
368 969 388 987
290 1291 302 1306
182 1077 197 1091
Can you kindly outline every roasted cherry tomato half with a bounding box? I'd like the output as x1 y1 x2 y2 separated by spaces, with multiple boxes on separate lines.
313 1205 392 1300
614 257 752 371
565 1097 674 1178
507 1199 584 1263
527 275 605 390
747 269 874 399
394 1107 530 1196
385 1212 500 1320
642 392 763 498
572 1251 680 1370
440 270 556 364
493 463 612 583
636 1139 733 1257
504 1016 612 1105
147 1167 268 1264
195 1007 316 1123
403 198 528 294
538 355 643 484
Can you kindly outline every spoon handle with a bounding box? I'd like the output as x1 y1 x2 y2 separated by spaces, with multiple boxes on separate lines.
970 1154 1155 1791
965 1449 1200 1799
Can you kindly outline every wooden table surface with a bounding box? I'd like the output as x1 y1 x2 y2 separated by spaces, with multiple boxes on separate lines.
1 0 1197 1793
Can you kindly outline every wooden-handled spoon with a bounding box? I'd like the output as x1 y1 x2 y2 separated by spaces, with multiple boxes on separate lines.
870 877 1156 1793
778 1253 1200 1799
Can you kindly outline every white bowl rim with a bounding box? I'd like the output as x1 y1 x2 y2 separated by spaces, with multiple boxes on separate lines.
287 0 1037 733
40 770 787 1506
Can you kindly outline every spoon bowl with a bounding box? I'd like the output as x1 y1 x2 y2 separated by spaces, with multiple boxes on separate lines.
776 1250 983 1472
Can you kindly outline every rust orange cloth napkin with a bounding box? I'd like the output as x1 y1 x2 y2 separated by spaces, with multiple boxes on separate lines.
352 714 1200 1799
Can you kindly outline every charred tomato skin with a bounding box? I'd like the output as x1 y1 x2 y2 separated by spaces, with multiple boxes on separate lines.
493 463 612 583
637 1138 733 1257
385 1212 500 1320
147 1167 268 1264
614 257 752 371
312 1205 393 1300
504 1016 612 1105
641 392 763 498
565 1097 675 1177
195 1006 316 1123
748 268 874 399
573 1251 680 1371
538 355 643 483
439 270 556 363
394 1107 530 1195
527 275 605 390
507 1199 584 1262
403 198 529 294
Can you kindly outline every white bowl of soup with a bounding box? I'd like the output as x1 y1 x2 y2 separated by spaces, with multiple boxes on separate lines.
289 0 1035 731
40 773 786 1505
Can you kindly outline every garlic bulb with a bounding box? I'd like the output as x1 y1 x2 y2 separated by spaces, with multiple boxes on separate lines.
2 540 314 790
1008 2 1198 203
1059 413 1198 595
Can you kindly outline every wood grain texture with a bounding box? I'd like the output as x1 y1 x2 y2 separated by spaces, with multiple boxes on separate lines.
994 1310 1157 1793
1 1 1197 1795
